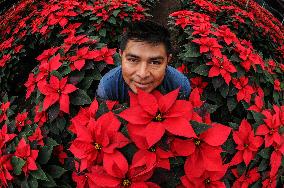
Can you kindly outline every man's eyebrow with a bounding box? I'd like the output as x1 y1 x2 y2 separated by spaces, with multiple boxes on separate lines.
149 56 165 60
125 54 140 58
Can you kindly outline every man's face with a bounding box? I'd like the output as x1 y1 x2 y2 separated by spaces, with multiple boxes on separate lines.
120 40 171 94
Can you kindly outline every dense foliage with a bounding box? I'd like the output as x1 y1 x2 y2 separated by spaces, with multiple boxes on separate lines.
0 0 283 187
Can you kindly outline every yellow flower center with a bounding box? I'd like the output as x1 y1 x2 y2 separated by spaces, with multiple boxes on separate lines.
122 179 131 187
244 143 249 148
57 89 61 94
194 139 201 146
94 143 102 150
205 178 210 184
153 111 164 122
149 146 156 152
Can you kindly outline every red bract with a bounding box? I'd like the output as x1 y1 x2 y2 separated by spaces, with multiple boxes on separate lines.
177 64 188 74
24 73 36 99
0 155 13 187
28 126 44 146
36 54 62 83
230 119 263 166
273 79 281 91
269 135 284 177
119 88 196 147
69 47 94 71
232 77 254 103
89 47 116 65
15 138 38 175
0 54 11 67
256 107 281 147
69 112 129 171
63 34 92 52
181 167 227 188
192 23 211 37
0 102 10 123
206 55 237 85
38 75 77 113
53 145 67 165
15 112 32 132
190 77 208 94
214 25 238 45
172 123 231 177
247 96 263 112
92 150 159 188
262 174 277 188
0 124 16 152
192 37 222 58
34 105 47 126
232 168 260 188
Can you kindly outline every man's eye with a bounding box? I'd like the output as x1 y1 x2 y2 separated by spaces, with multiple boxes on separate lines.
128 59 138 63
150 61 161 65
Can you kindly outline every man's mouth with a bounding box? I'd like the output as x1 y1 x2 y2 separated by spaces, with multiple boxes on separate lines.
134 81 151 89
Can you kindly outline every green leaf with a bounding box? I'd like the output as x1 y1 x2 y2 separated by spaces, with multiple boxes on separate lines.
212 77 225 90
190 120 211 134
112 9 121 17
38 146 53 165
39 173 57 187
69 71 85 85
222 138 236 155
228 122 239 130
108 17 116 24
52 117 66 132
251 111 265 124
47 103 60 122
219 84 229 98
28 177 38 188
70 89 91 105
192 64 209 76
258 159 268 171
203 103 218 113
227 97 237 112
46 165 67 178
181 43 201 58
45 137 58 147
50 71 62 79
30 166 48 181
99 28 106 37
11 156 25 175
258 148 272 159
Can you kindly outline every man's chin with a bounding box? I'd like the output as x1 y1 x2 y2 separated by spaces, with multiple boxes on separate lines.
130 84 153 94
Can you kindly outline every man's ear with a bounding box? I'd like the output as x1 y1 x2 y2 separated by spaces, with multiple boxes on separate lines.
167 54 172 64
119 49 123 57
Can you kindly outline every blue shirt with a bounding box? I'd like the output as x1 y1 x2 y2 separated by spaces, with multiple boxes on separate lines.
96 65 191 103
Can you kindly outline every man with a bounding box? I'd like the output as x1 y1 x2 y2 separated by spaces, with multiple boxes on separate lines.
96 20 190 103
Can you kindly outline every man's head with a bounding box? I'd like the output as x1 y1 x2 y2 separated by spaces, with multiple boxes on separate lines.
119 20 172 94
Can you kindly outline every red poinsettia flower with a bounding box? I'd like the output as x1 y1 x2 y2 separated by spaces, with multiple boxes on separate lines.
247 95 264 112
63 34 92 53
36 47 60 63
60 23 81 36
28 126 44 146
36 54 62 83
89 47 116 65
269 135 284 177
230 119 263 166
92 150 159 188
15 112 32 132
0 124 16 151
34 105 47 127
236 46 265 71
53 145 67 165
214 25 238 45
190 77 208 94
192 37 222 58
177 64 188 74
265 60 276 74
262 174 278 188
69 47 94 71
0 155 13 187
119 88 197 147
273 79 281 91
24 73 36 99
69 112 129 171
256 107 281 147
38 75 77 113
232 168 260 188
171 123 231 177
181 167 227 188
0 102 10 123
72 166 99 188
232 77 255 103
69 99 98 134
206 55 237 85
15 138 38 175
0 54 11 67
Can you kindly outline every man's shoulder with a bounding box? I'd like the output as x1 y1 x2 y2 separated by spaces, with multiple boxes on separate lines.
164 65 191 98
100 65 122 83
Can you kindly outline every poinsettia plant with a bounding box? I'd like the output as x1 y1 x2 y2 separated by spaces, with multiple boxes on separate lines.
0 0 283 187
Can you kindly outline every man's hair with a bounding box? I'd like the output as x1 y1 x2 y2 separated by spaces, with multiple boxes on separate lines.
120 20 172 54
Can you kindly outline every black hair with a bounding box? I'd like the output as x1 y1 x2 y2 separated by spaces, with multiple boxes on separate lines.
120 20 172 54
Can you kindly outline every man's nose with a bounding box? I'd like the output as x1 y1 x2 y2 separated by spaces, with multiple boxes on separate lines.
136 62 150 79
